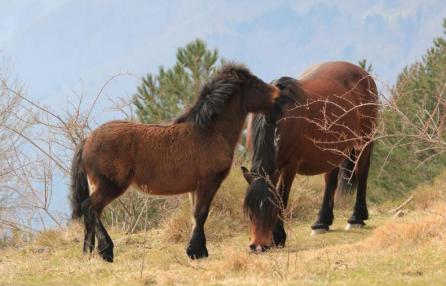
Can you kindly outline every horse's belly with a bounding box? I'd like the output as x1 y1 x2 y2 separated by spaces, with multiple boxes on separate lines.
131 179 197 196
295 161 331 175
294 153 345 175
132 167 198 196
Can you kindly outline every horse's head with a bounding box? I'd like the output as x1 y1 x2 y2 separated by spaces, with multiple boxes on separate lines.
243 75 280 113
272 76 301 108
258 76 301 124
241 166 280 252
220 64 279 113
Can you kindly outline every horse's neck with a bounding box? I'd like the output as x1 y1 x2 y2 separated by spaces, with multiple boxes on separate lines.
213 103 247 149
284 86 309 117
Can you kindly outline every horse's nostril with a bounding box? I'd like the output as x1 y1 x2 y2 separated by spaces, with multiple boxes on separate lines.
249 244 270 253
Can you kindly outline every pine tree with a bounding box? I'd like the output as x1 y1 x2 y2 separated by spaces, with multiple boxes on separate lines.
133 39 220 123
369 19 446 196
358 59 373 73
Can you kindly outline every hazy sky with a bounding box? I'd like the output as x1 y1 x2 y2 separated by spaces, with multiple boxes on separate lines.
1 0 445 219
2 0 446 105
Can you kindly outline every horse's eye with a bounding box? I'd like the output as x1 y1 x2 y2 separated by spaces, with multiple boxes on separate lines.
276 83 286 90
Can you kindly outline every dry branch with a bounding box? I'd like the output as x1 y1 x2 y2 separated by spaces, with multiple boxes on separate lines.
388 195 414 214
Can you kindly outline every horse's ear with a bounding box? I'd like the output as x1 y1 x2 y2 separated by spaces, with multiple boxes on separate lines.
241 166 254 184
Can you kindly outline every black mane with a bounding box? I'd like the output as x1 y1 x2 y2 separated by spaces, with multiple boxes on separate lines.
271 76 304 102
251 114 277 176
175 63 252 128
250 76 302 176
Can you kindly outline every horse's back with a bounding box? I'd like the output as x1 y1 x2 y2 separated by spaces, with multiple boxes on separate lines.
299 61 367 82
299 61 378 128
300 62 370 91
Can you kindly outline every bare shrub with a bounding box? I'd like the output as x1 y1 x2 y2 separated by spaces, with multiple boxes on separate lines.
0 68 141 240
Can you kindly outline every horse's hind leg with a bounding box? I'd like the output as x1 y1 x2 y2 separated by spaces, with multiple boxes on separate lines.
81 176 125 262
187 169 229 259
81 198 96 254
347 144 372 229
95 216 114 261
311 168 339 235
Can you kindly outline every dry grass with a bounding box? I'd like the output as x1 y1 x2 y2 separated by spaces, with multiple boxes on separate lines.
160 168 249 244
410 172 446 211
1 168 445 286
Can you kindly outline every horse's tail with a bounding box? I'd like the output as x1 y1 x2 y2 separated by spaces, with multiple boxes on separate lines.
337 149 358 195
69 139 89 220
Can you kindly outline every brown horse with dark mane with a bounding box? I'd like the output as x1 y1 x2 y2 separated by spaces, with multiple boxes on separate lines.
70 63 280 262
242 61 378 251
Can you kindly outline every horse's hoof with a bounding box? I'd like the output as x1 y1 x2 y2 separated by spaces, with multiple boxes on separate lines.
99 250 114 263
272 235 286 248
273 240 286 248
345 223 365 230
101 254 114 263
186 245 209 259
249 244 270 253
311 228 328 236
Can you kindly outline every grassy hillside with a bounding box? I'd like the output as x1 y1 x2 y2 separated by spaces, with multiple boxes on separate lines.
1 169 445 286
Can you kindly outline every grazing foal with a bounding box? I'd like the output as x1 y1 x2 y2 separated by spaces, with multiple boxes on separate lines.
70 64 279 262
243 61 378 251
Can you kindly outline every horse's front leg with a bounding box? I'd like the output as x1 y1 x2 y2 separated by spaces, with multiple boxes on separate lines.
186 169 229 259
272 167 296 247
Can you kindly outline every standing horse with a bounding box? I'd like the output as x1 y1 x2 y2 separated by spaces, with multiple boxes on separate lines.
70 63 280 262
242 61 378 251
